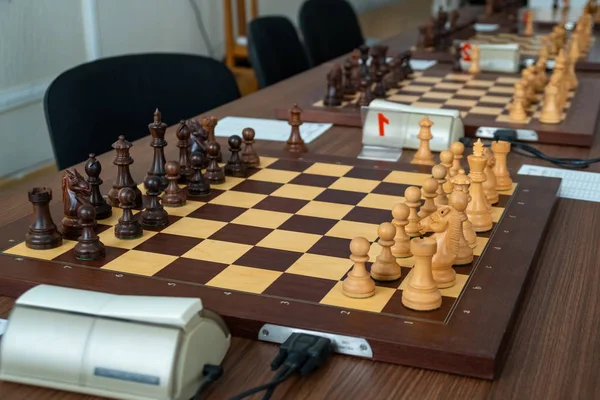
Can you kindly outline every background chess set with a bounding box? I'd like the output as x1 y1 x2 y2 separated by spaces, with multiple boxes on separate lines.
3 157 513 322
470 33 547 58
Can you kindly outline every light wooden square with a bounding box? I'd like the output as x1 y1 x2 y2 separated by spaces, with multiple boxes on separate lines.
164 201 205 217
286 253 353 281
415 76 443 84
4 240 77 261
97 208 140 227
257 157 278 169
467 80 495 88
329 177 381 193
257 230 322 253
183 239 252 264
446 73 472 81
498 183 517 196
488 86 514 94
297 201 353 220
491 206 504 223
423 91 453 100
434 82 464 90
248 168 300 184
411 102 443 109
387 94 421 103
209 191 267 208
456 88 487 97
496 77 520 84
358 193 405 210
207 265 282 294
444 98 478 108
232 209 292 229
403 85 434 93
212 177 246 190
99 230 157 250
383 171 429 186
326 220 380 241
460 111 468 118
101 250 177 276
303 162 353 177
161 218 226 239
480 96 512 105
320 282 396 313
270 184 325 200
470 106 504 116
473 236 489 257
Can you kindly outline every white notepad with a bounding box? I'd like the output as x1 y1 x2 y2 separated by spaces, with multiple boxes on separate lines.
518 164 600 203
214 117 332 144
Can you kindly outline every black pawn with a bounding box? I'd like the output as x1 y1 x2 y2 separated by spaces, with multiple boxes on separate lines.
373 70 387 98
85 153 112 220
357 79 371 107
74 205 105 261
453 42 463 72
225 135 247 178
205 142 226 184
141 176 169 228
115 187 143 240
187 152 211 197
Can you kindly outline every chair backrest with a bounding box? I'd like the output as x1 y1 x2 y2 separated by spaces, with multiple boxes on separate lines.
299 0 365 66
44 53 240 170
248 16 311 88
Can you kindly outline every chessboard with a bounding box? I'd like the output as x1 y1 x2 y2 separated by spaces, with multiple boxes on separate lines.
275 63 600 146
0 152 560 379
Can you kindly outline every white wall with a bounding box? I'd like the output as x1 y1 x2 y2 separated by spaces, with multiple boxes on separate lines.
0 0 404 179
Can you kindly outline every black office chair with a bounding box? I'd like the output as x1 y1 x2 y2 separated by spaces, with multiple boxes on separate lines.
248 16 311 88
44 53 240 170
299 0 365 66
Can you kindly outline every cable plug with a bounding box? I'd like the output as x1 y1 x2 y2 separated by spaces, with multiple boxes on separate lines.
270 333 332 376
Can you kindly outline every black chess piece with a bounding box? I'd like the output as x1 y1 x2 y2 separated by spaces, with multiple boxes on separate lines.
146 109 168 191
401 51 414 77
25 187 63 249
140 175 169 227
357 79 372 107
453 42 463 72
373 70 387 98
225 135 247 178
85 153 112 220
107 136 143 209
358 45 370 79
162 161 187 207
241 127 260 168
188 152 211 197
323 64 343 106
176 121 192 184
343 60 356 95
74 204 105 261
205 142 226 184
189 118 209 168
114 187 143 239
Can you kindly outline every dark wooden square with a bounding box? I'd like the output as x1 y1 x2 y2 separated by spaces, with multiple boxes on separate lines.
263 273 337 302
344 167 393 181
230 180 283 195
308 236 352 259
496 194 511 208
142 215 182 232
154 257 228 284
253 196 309 214
278 215 337 235
340 264 410 290
342 207 391 225
289 174 339 188
267 159 312 172
454 256 477 276
187 188 226 203
372 182 410 196
314 189 366 205
53 246 128 268
234 247 303 272
133 233 202 256
95 224 113 234
209 224 272 245
188 204 247 222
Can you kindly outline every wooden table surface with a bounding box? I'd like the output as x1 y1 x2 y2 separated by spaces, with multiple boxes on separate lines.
2 26 600 400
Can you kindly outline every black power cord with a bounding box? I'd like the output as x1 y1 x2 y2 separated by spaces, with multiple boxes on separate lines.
229 333 333 400
192 364 224 400
460 131 600 169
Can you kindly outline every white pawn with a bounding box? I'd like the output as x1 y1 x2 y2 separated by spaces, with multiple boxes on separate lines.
391 203 412 258
371 222 402 281
432 164 448 206
418 178 439 218
343 237 376 298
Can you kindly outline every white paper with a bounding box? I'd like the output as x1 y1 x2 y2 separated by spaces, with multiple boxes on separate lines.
518 164 600 203
474 23 500 32
410 60 437 71
0 319 7 336
214 117 332 144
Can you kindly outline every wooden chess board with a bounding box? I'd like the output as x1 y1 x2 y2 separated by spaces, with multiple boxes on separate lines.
0 154 560 379
275 63 600 146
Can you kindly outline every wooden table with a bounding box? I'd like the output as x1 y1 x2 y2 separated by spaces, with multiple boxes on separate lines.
2 30 600 400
